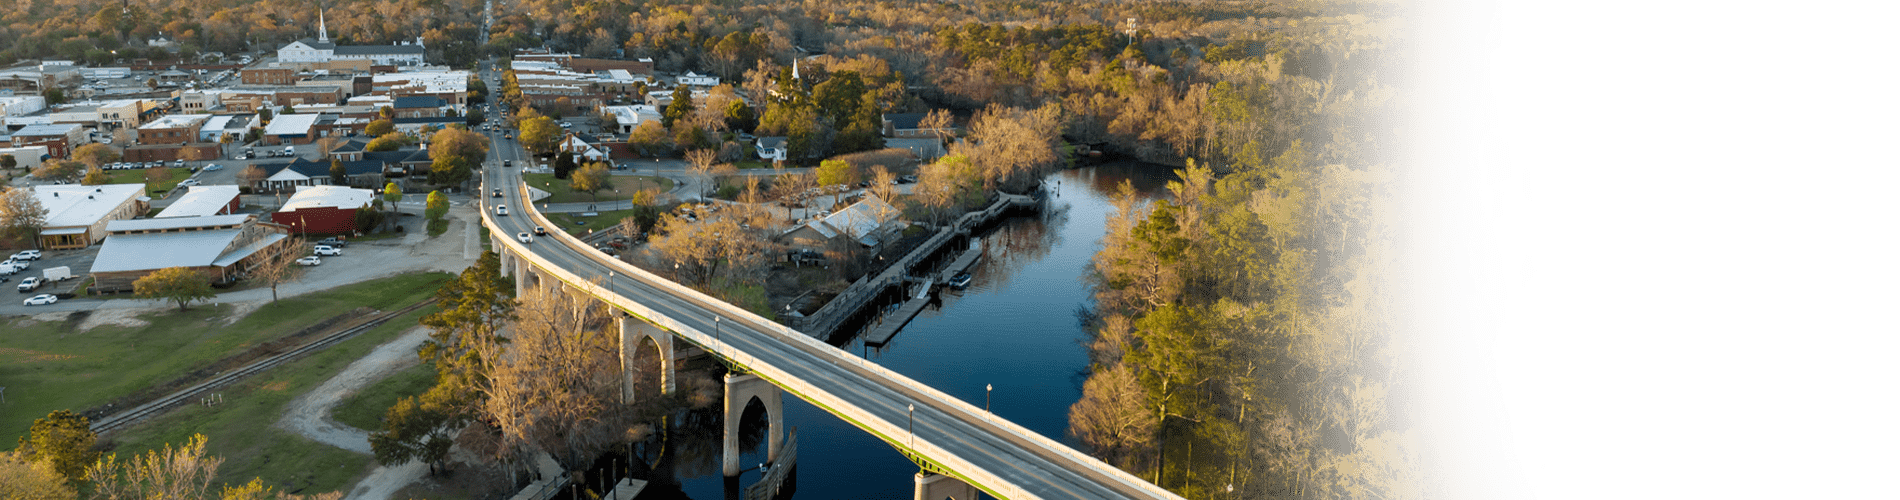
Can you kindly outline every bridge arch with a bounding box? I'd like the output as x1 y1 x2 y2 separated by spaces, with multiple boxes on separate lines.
619 316 675 401
723 373 784 477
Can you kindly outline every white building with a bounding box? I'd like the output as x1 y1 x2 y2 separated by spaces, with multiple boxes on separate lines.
31 183 148 250
0 145 50 170
677 71 719 86
0 96 47 117
598 104 661 134
277 12 427 66
78 67 132 79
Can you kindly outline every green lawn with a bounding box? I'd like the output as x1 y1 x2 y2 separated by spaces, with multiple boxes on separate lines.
104 307 435 495
0 272 452 451
107 167 192 196
732 160 773 170
521 172 672 203
541 207 643 236
331 363 437 432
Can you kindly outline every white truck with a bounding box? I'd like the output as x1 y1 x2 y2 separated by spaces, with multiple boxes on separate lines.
43 266 72 282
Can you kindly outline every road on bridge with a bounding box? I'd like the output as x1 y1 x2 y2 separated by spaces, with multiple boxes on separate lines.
473 73 1179 500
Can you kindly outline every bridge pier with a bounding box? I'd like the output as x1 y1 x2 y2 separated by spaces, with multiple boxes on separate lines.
619 316 675 401
723 373 783 477
914 472 978 500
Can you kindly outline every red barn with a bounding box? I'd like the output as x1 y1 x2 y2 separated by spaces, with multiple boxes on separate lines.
275 185 375 236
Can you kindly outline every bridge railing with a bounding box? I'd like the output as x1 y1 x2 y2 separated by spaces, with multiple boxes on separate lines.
494 180 1183 500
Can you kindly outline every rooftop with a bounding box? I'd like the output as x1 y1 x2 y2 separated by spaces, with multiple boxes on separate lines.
281 185 375 211
140 113 212 130
110 213 251 232
12 123 80 137
264 113 322 136
154 186 242 218
33 184 146 228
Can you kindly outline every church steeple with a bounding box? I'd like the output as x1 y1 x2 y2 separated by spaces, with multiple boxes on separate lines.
317 9 330 43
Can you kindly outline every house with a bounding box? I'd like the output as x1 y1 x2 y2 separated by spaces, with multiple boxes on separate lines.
155 185 243 218
557 133 611 162
756 136 788 163
390 96 447 118
677 71 719 87
30 184 148 250
597 104 661 134
881 112 950 139
779 194 902 248
10 123 85 158
282 157 387 188
274 185 376 235
88 214 293 292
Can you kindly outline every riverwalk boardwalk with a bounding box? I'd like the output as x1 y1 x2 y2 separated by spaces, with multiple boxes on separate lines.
865 240 984 345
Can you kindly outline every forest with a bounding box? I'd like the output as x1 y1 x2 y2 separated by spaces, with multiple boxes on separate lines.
4 0 1414 498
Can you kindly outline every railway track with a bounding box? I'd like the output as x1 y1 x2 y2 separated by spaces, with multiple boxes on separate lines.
89 299 439 435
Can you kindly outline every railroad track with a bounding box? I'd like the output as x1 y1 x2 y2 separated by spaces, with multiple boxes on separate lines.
90 299 439 435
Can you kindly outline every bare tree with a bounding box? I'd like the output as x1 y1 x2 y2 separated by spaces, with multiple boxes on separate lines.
919 108 955 146
684 149 718 201
237 165 269 190
480 282 640 472
870 165 898 203
87 434 223 500
250 237 309 302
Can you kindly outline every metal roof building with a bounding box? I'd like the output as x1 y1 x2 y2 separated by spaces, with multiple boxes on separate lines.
89 213 292 292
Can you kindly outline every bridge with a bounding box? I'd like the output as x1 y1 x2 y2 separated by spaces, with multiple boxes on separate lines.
475 133 1180 500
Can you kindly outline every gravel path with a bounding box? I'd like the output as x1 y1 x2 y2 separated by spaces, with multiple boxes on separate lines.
273 324 432 499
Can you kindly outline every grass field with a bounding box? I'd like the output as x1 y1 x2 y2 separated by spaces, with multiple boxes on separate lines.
331 363 437 432
522 172 672 203
107 167 192 196
0 272 452 450
103 306 435 495
541 207 642 236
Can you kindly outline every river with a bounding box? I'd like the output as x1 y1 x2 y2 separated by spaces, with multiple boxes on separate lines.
648 162 1179 500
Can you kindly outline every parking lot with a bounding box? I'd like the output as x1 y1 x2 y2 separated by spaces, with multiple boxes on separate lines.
3 246 100 299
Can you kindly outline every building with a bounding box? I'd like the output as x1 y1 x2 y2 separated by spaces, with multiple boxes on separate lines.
277 13 427 66
31 184 148 250
0 145 49 170
881 112 951 139
557 133 611 162
677 71 719 87
155 185 242 218
370 71 470 110
390 96 447 118
598 104 661 134
756 136 788 163
779 194 902 248
137 114 211 145
275 185 376 235
280 157 387 189
262 113 321 145
0 96 47 117
242 68 297 85
88 214 293 292
10 123 86 158
390 116 462 134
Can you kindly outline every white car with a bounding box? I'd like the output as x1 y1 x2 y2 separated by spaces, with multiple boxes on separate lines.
17 277 42 292
177 179 200 187
313 245 342 256
297 256 322 266
495 205 508 216
516 232 534 243
10 250 39 261
23 294 56 306
203 164 223 171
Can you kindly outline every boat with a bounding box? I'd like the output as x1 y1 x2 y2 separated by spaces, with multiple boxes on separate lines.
946 272 973 289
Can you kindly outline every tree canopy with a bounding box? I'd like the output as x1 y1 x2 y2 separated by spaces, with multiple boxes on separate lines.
133 267 214 311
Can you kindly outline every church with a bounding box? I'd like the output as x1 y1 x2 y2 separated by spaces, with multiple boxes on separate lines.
276 12 427 67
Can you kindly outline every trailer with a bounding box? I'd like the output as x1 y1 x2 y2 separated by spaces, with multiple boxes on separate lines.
42 266 71 282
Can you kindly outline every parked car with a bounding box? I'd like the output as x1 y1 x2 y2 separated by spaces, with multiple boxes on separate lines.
3 259 30 271
10 250 40 261
313 245 342 256
516 232 534 243
495 205 508 216
317 237 347 247
297 256 322 266
23 294 57 306
17 277 42 292
203 164 223 171
177 179 200 187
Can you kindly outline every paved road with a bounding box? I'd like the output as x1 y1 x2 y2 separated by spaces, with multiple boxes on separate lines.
479 122 1176 500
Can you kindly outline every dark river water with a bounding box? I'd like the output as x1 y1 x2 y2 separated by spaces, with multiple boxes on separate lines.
653 162 1178 500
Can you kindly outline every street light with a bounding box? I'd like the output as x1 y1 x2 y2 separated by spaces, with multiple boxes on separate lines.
713 316 721 348
986 384 992 413
908 404 916 450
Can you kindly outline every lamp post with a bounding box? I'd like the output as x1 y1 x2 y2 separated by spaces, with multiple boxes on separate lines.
607 270 614 298
908 404 915 450
985 384 992 413
713 316 721 348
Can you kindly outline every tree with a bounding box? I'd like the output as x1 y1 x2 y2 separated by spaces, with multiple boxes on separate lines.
662 85 695 128
920 108 955 145
870 165 898 202
370 392 458 475
724 100 756 132
518 116 559 153
365 133 408 152
365 119 394 137
570 161 612 201
144 166 173 186
72 143 120 170
33 161 82 183
685 149 717 200
81 167 110 186
329 159 347 186
134 267 215 311
382 182 403 224
258 107 274 124
250 238 308 302
86 434 222 500
628 120 673 156
481 282 644 471
1069 363 1159 469
552 152 576 180
14 410 97 484
0 154 16 171
649 211 765 288
815 159 858 187
963 102 1064 192
0 451 75 500
428 127 488 187
417 250 515 407
237 165 269 190
425 190 449 221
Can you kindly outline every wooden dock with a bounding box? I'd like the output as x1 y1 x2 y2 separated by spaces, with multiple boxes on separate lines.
863 289 933 346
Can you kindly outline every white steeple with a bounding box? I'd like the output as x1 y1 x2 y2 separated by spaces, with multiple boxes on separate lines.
317 9 330 44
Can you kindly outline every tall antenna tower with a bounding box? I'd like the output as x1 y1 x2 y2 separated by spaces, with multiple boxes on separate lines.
1125 17 1138 47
